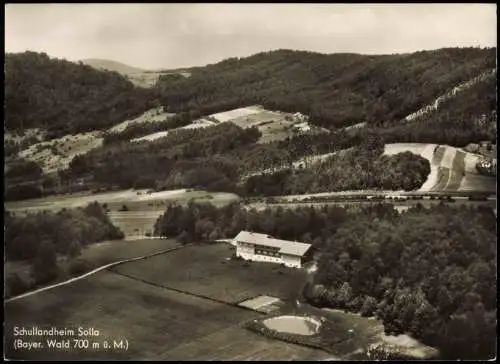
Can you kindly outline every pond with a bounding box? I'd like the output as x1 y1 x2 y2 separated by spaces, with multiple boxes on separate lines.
263 315 321 336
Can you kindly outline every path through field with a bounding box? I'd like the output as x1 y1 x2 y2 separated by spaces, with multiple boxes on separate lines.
5 244 190 304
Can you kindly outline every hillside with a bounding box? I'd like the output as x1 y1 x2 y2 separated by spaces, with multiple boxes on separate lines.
380 69 496 147
4 48 497 201
156 47 496 129
5 51 157 137
81 58 145 74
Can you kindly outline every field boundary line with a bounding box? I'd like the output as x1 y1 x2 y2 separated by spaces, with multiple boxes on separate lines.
5 243 191 304
108 269 264 314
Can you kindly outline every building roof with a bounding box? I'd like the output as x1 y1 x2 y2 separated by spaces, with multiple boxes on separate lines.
233 231 312 257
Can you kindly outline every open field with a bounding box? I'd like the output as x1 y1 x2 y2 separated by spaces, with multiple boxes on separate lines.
107 211 164 236
181 118 216 130
4 270 259 360
154 324 333 361
383 143 496 193
5 189 239 241
131 105 323 144
112 243 307 304
126 71 190 88
76 239 180 268
5 189 239 214
5 266 332 361
4 242 331 361
459 174 497 192
131 130 170 142
5 239 180 291
4 240 437 360
209 105 265 123
228 109 297 143
131 118 216 142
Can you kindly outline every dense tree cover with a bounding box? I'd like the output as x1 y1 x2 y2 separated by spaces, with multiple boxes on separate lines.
156 48 495 128
102 111 198 145
224 128 367 175
5 202 124 262
380 74 497 147
154 201 496 359
154 201 349 244
4 159 45 201
64 123 430 196
5 49 495 201
66 123 260 190
305 203 496 360
4 183 43 201
243 147 430 196
4 158 43 181
5 51 156 137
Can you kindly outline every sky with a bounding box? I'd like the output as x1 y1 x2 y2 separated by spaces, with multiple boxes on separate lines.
5 3 497 70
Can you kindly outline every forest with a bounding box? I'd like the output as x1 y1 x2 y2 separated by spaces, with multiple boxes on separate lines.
379 73 497 147
4 203 124 295
4 49 497 200
4 159 45 201
5 51 156 137
243 148 431 196
5 48 495 141
156 47 496 129
153 201 496 360
65 124 431 197
306 204 496 360
66 122 260 191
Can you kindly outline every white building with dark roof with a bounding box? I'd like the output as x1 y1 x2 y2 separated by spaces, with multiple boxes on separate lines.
233 231 312 268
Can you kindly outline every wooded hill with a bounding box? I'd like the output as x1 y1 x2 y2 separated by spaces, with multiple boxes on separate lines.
5 48 495 136
5 51 156 138
4 48 496 199
156 47 496 129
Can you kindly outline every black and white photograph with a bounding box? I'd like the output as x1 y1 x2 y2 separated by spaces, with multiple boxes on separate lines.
4 3 497 361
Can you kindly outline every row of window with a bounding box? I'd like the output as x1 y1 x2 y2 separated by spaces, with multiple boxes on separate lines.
255 249 281 257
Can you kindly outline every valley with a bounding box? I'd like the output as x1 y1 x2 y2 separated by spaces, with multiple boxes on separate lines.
4 44 496 361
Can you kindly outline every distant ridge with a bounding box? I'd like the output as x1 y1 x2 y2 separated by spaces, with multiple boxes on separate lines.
81 58 146 74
